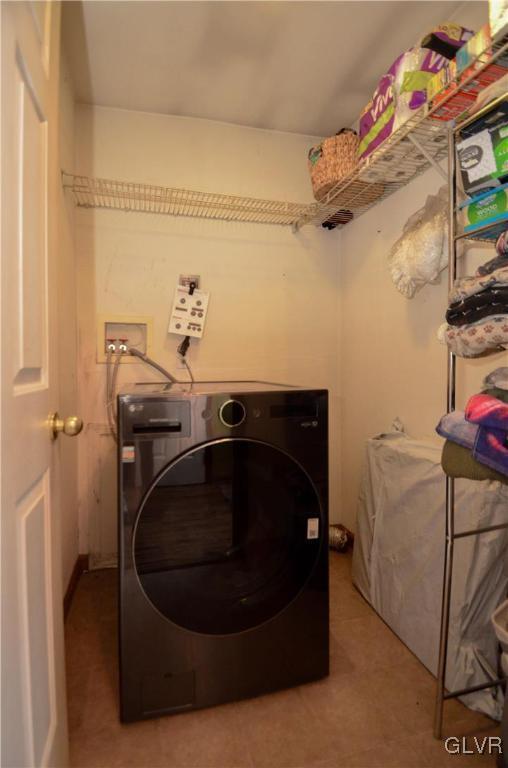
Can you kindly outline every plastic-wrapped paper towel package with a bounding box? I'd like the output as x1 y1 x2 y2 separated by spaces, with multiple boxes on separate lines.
387 186 448 298
358 24 472 161
352 430 508 719
358 48 451 161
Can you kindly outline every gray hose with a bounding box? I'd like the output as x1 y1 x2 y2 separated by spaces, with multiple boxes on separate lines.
182 357 194 383
106 347 118 442
107 352 121 443
129 347 178 383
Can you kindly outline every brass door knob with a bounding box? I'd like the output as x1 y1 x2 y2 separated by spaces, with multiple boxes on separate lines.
48 412 83 440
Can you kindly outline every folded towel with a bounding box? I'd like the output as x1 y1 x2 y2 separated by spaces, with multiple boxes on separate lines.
476 232 508 276
446 287 508 326
436 411 477 449
449 266 508 303
474 426 508 477
438 315 508 357
484 386 508 404
436 410 508 477
476 254 508 277
441 440 508 484
465 393 508 431
483 367 508 392
484 386 508 403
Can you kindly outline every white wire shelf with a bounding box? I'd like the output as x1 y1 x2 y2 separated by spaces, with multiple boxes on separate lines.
63 32 508 232
62 173 341 229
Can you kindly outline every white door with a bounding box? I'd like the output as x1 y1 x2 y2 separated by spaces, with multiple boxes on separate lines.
1 3 71 766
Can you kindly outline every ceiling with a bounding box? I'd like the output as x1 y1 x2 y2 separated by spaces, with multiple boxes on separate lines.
62 0 487 137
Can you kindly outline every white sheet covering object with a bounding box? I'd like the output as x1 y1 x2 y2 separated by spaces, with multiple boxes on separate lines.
388 186 448 298
352 430 508 719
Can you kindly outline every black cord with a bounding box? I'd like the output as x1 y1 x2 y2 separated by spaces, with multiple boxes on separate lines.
177 281 196 359
177 335 190 357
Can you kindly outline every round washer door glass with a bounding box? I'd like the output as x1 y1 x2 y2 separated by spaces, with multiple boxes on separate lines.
133 439 322 635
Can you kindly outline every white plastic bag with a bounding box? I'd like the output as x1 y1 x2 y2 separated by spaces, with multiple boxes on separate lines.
388 186 448 298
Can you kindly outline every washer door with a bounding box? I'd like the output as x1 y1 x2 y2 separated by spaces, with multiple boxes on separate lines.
133 438 323 635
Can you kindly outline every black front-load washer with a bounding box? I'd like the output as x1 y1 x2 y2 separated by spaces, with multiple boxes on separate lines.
118 381 328 722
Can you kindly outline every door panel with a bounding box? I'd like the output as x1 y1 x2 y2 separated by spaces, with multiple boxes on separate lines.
17 473 55 767
16 58 48 387
1 3 68 767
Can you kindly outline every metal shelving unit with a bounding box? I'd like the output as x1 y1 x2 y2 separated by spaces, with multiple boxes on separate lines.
433 95 508 741
63 34 508 232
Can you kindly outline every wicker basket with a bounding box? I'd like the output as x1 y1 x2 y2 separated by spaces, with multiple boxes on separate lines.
308 129 359 201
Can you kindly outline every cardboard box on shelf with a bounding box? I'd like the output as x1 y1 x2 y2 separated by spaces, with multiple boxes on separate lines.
457 110 508 195
460 182 508 233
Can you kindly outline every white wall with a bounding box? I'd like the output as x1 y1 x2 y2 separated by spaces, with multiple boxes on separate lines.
57 51 80 590
74 105 341 564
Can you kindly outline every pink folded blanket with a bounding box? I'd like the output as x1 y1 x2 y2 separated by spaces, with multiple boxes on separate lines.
465 393 508 431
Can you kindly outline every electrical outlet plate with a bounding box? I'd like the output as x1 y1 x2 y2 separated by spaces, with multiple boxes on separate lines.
168 286 210 339
179 274 200 290
96 314 153 363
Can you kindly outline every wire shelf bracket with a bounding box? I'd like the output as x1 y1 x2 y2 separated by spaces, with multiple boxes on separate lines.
406 133 449 182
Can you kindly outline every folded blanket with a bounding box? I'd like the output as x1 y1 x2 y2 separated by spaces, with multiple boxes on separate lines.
483 367 508 392
476 231 508 275
436 411 477 449
436 410 508 477
474 426 508 477
438 315 508 357
466 393 508 431
476 254 508 277
485 386 508 403
441 440 508 484
449 266 508 303
446 287 508 326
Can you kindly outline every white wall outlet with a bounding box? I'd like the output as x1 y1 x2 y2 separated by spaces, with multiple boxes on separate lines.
168 285 210 339
97 315 153 363
179 274 200 290
104 322 147 353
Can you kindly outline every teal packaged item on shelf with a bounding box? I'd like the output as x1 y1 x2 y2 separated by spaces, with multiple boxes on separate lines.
460 182 508 236
457 116 508 195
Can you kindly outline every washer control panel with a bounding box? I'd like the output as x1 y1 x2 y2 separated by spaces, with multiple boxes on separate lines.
219 399 246 428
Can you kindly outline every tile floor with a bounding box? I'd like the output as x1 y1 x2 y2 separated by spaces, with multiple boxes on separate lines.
66 551 501 768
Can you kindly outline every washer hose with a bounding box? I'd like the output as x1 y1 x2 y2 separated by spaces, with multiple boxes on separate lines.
128 347 178 383
106 350 122 443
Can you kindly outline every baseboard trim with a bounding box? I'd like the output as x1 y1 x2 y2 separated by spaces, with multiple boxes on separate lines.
64 554 89 619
